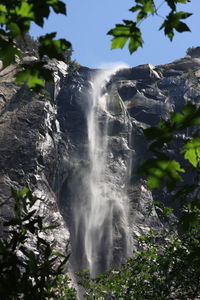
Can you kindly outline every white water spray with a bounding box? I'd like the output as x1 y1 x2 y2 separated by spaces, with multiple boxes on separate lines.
83 65 131 276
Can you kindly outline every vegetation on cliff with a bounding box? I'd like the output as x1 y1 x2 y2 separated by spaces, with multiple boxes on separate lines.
0 188 76 299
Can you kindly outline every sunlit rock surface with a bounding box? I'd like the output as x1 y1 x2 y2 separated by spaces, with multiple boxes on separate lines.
0 50 200 272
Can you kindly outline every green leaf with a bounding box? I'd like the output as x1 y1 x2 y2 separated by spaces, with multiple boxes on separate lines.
171 103 200 129
130 5 142 13
22 210 37 222
52 251 66 258
166 0 190 11
160 11 192 41
15 62 54 92
16 69 45 90
39 32 71 60
184 149 198 167
15 2 34 19
0 4 7 13
111 37 128 49
128 37 142 54
0 39 22 67
175 21 190 33
51 1 66 14
7 23 22 38
147 176 161 189
19 187 30 196
181 138 200 167
0 4 7 24
139 159 185 190
30 0 66 27
130 0 155 22
0 14 7 24
108 20 143 54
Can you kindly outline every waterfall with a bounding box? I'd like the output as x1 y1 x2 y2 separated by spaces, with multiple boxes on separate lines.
85 69 116 276
85 66 131 276
69 65 132 279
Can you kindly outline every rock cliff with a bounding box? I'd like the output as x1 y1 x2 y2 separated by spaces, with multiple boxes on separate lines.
0 50 200 274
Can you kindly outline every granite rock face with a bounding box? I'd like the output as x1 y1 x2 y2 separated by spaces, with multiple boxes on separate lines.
0 51 200 271
0 61 69 251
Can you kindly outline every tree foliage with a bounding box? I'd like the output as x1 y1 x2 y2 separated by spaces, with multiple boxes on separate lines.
80 230 200 299
0 0 71 91
138 102 200 229
0 188 76 299
108 0 192 54
139 103 200 188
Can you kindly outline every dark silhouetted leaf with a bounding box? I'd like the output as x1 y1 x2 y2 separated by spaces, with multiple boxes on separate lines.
16 62 54 92
39 32 71 60
0 39 22 67
139 158 185 189
130 0 155 22
160 11 192 41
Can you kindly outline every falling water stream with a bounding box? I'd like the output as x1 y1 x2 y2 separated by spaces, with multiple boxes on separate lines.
69 65 132 281
83 66 130 276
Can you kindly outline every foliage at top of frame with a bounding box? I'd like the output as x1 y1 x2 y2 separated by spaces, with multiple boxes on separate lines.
0 0 71 91
108 0 192 54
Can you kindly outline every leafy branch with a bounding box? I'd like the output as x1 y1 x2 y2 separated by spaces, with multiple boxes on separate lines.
138 102 200 230
108 0 192 54
0 187 76 299
0 0 71 91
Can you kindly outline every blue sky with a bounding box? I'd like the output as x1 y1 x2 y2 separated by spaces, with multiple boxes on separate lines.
31 0 200 68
